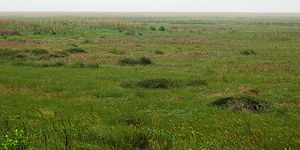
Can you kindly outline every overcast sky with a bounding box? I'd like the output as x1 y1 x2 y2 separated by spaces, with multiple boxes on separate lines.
0 0 299 12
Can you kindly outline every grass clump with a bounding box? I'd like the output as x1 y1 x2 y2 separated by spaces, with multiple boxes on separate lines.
85 62 99 68
0 49 26 60
109 48 125 55
212 95 267 112
119 57 153 65
117 117 143 127
30 49 49 55
64 48 87 54
241 50 256 55
39 62 64 67
154 50 165 55
0 30 21 36
137 79 178 89
49 51 69 58
0 49 18 58
71 62 99 68
187 79 207 87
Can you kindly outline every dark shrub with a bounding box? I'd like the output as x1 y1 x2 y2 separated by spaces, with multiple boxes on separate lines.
159 26 166 31
241 50 256 55
138 79 178 89
65 48 86 54
150 26 156 31
212 95 267 112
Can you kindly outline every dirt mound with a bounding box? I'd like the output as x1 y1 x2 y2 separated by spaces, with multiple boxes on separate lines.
212 95 267 112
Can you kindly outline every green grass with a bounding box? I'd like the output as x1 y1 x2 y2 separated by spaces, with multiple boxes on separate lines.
0 13 300 149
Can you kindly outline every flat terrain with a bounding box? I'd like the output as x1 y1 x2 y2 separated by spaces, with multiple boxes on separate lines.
0 13 299 149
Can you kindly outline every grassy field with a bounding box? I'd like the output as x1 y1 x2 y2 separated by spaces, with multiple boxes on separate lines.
0 12 299 149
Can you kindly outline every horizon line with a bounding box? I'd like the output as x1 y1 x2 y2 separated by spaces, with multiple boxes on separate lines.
0 11 300 14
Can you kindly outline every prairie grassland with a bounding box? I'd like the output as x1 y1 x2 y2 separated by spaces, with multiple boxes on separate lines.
0 13 299 149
